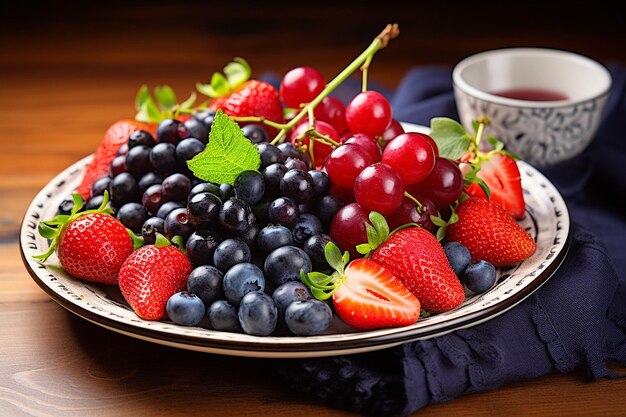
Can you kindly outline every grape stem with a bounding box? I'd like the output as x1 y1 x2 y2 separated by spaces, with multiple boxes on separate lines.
231 23 400 145
403 191 425 211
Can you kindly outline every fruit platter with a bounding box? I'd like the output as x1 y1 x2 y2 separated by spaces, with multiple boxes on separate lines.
19 24 570 358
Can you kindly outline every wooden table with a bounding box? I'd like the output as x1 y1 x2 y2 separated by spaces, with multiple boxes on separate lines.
2 3 626 416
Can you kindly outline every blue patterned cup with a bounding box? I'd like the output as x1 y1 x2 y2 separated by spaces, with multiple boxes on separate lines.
452 47 612 167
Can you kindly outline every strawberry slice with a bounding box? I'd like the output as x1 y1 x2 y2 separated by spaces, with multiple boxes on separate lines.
333 258 421 330
466 153 525 219
301 242 420 330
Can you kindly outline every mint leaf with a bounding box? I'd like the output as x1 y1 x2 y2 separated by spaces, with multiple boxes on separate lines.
187 109 261 185
429 117 471 160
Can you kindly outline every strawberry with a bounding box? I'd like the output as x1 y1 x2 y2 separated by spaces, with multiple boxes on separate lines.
76 118 155 201
197 58 283 137
33 192 133 285
465 153 525 219
332 258 420 330
369 226 465 312
301 242 420 330
118 235 192 320
447 196 536 267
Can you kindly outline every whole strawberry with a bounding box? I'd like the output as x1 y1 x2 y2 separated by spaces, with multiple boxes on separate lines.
77 118 155 201
447 197 536 267
34 192 133 284
369 226 465 312
118 234 192 320
197 58 284 137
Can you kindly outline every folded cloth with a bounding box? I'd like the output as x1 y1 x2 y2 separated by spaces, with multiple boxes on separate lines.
268 62 626 416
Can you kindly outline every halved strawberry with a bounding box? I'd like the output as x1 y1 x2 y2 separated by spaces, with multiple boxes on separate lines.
301 243 420 330
466 153 525 219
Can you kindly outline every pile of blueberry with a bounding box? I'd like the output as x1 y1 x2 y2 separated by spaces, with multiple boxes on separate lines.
62 110 345 337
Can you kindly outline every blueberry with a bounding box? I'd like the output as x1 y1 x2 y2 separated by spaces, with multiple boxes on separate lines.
138 172 164 193
271 281 312 317
109 172 140 207
188 182 222 202
277 142 301 159
125 144 153 179
156 201 185 219
238 291 278 336
91 176 112 197
292 213 323 245
443 241 472 276
116 202 148 233
194 109 216 132
187 191 222 228
219 197 256 233
463 260 497 294
184 117 209 143
207 299 241 332
128 130 156 148
302 233 334 270
315 194 344 229
176 137 205 163
186 230 222 266
268 197 300 229
161 173 191 202
234 170 265 205
264 245 312 291
85 195 105 211
187 265 224 306
213 237 251 273
156 118 189 144
166 292 206 326
284 157 308 171
141 216 164 244
163 207 194 241
262 163 289 197
308 169 331 198
241 124 268 144
279 169 315 203
258 143 285 168
149 142 178 176
257 224 294 254
223 262 265 306
285 299 333 336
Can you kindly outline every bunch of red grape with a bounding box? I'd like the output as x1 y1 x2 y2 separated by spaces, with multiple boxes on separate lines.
279 66 465 258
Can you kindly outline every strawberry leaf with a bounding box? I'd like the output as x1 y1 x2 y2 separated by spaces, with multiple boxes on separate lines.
429 117 471 161
179 92 197 111
325 241 346 273
154 86 177 111
196 73 231 98
463 163 491 199
187 109 261 185
135 84 150 112
224 57 251 90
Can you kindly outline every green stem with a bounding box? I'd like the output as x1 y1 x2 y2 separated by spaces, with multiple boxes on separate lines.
403 191 424 211
257 24 399 144
361 55 373 92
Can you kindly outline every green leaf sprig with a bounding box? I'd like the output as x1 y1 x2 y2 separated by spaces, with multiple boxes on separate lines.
187 109 261 185
300 242 351 301
196 57 252 98
135 84 197 123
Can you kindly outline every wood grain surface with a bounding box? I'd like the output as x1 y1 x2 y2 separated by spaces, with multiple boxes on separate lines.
1 3 625 416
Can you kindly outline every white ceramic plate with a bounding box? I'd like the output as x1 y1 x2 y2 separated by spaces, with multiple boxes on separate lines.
19 123 570 358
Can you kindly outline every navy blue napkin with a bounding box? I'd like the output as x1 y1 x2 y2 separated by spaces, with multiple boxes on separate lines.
262 63 626 417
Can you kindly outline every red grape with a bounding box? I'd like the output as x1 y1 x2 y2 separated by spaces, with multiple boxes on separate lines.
345 91 392 137
353 162 404 215
329 202 370 259
289 119 338 169
380 118 405 146
382 132 436 185
280 66 325 109
343 132 381 163
314 95 347 134
385 195 437 233
325 143 373 188
407 157 464 209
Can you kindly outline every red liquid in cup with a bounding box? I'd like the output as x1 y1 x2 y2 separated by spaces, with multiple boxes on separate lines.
491 88 568 101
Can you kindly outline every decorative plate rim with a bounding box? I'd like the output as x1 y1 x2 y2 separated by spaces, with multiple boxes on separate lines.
19 123 571 358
